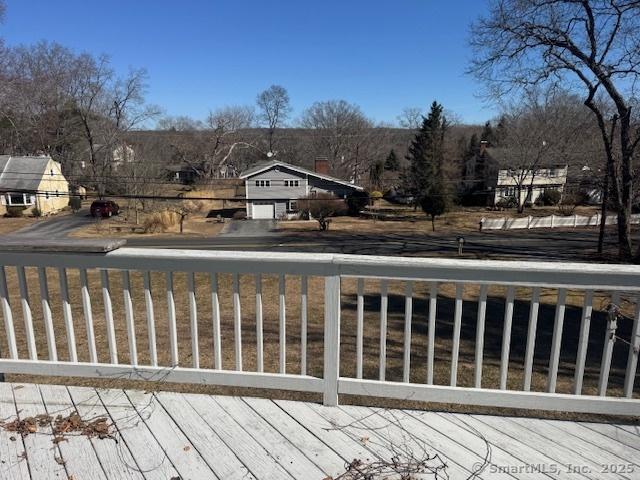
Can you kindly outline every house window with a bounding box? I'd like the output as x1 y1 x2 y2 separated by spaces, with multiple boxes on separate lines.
255 180 270 187
7 193 32 206
288 200 298 211
284 180 300 187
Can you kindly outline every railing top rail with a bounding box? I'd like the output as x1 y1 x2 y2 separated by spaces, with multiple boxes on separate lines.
1 247 639 290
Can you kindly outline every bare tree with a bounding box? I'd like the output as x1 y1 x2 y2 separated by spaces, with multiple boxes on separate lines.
256 85 291 153
156 115 203 131
299 100 372 179
201 105 257 178
469 0 640 261
71 54 159 196
495 88 592 213
397 107 424 130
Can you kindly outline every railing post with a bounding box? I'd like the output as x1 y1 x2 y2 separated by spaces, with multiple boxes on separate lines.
323 275 341 406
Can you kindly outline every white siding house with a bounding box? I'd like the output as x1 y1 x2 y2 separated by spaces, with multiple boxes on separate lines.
240 160 364 219
493 165 568 206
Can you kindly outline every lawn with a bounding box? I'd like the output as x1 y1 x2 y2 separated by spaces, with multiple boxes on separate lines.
278 205 602 234
0 216 35 235
70 212 225 238
0 266 636 419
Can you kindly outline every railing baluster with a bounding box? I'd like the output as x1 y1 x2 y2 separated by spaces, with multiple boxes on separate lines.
101 269 118 364
599 292 620 396
210 272 221 369
499 286 515 390
427 282 437 384
547 288 567 393
187 272 199 369
17 267 37 360
58 267 77 362
79 269 96 363
122 271 137 366
143 271 157 367
356 278 364 379
279 274 286 374
300 276 308 376
450 283 464 387
166 271 178 366
523 287 541 391
323 275 341 406
379 279 388 381
38 267 57 361
403 281 413 383
474 284 488 388
573 290 594 395
233 273 242 371
623 297 640 398
0 266 17 359
255 274 263 373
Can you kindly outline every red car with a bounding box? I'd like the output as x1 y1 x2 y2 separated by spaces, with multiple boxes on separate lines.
90 200 120 218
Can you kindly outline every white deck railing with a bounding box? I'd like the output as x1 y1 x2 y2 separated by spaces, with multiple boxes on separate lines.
0 247 639 416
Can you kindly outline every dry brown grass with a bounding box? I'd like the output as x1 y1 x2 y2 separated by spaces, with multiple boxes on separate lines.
1 266 637 421
0 216 35 235
279 206 602 234
71 212 224 238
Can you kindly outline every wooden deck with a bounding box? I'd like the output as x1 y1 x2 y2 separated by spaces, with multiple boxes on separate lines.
0 383 638 480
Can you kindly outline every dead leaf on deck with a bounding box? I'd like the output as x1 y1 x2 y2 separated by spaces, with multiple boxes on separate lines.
13 385 23 390
54 456 65 465
183 445 191 452
360 436 369 443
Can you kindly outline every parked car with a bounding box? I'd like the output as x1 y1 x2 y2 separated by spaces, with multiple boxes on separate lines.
90 200 120 218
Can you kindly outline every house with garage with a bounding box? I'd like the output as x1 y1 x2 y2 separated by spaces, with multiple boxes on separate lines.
0 155 70 216
240 158 364 219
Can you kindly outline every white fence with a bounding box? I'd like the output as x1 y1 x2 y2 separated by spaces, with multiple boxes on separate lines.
480 212 640 231
0 247 639 415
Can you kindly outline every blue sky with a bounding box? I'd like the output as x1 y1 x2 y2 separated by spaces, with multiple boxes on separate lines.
2 0 495 125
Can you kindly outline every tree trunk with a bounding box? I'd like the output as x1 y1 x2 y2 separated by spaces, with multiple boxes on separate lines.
431 216 435 232
597 169 608 254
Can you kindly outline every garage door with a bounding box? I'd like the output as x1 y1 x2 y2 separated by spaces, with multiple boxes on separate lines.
252 202 274 219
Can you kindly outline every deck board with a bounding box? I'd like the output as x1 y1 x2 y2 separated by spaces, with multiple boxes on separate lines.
1 382 638 480
0 383 30 480
155 391 255 480
66 386 144 480
10 383 67 480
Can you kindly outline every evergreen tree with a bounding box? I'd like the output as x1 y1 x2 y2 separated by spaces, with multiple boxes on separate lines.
403 101 448 208
384 149 400 171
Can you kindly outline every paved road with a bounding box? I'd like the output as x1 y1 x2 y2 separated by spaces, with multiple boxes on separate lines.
124 226 631 262
4 209 93 239
219 219 278 237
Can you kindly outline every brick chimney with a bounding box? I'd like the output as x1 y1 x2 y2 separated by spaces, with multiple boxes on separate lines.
479 140 489 156
315 156 329 175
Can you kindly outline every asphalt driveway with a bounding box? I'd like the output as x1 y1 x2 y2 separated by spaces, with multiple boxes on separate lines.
4 209 93 239
219 219 278 237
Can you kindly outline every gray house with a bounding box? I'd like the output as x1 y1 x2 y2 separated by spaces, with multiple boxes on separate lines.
239 159 364 219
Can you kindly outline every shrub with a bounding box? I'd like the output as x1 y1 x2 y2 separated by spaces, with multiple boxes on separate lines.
536 189 562 206
370 191 383 203
232 210 247 220
69 196 82 213
5 206 25 218
298 193 347 231
143 210 178 233
558 193 579 216
346 191 369 216
31 207 42 217
496 197 517 209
